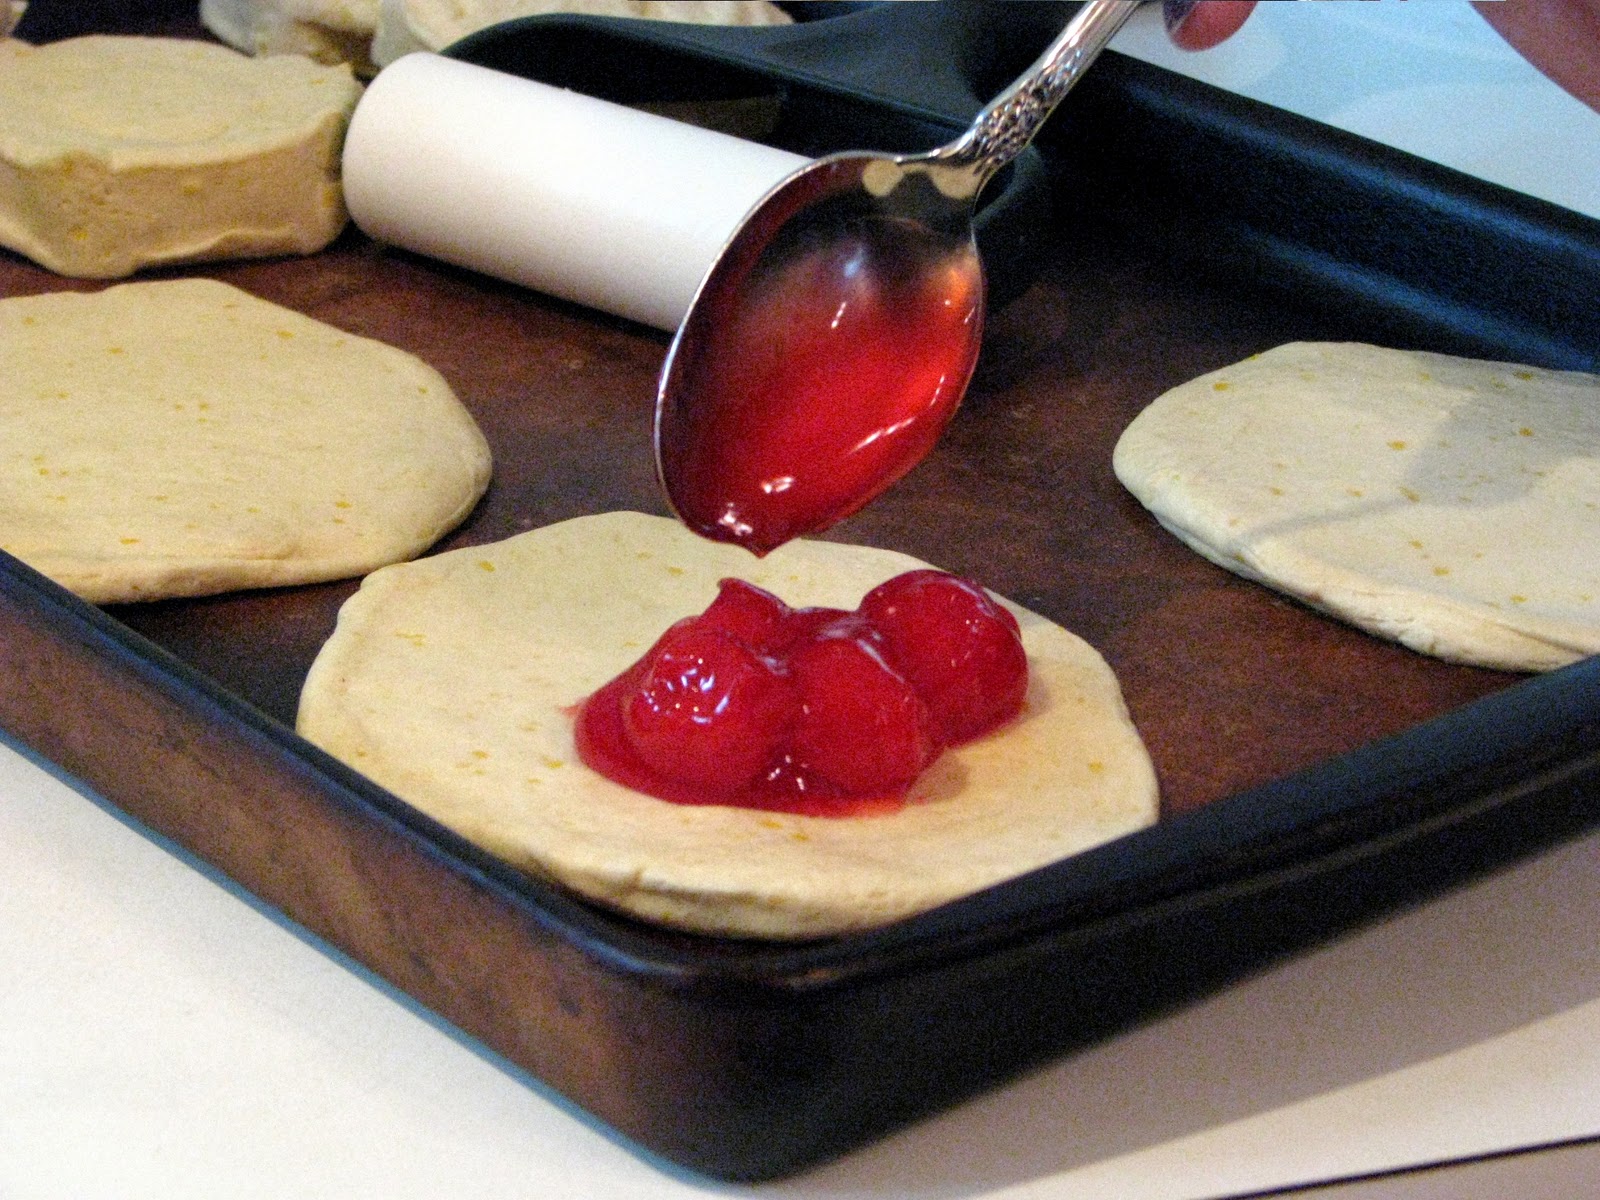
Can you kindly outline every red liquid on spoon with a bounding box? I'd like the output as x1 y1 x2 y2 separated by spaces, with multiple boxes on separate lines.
660 218 983 555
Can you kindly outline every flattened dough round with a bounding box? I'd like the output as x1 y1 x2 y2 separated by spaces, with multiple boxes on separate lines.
1113 342 1600 671
1 278 491 603
296 512 1159 939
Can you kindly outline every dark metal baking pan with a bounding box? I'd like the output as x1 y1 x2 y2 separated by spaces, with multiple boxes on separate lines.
2 0 1597 1183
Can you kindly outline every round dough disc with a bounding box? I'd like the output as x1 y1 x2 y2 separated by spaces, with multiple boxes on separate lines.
296 511 1159 939
1 279 491 603
1113 342 1600 672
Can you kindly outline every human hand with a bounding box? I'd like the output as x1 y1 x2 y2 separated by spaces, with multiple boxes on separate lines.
1162 0 1600 114
1162 0 1258 51
1472 0 1600 112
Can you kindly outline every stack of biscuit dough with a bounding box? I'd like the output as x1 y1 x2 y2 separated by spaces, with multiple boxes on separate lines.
201 0 382 72
0 34 362 278
199 0 791 74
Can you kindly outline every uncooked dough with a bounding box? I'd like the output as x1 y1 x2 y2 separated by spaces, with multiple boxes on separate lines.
296 512 1160 939
1 279 491 603
202 0 383 74
0 36 361 278
1113 342 1600 671
372 0 790 67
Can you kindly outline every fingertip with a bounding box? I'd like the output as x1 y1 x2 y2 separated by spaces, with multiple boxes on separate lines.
1165 0 1256 51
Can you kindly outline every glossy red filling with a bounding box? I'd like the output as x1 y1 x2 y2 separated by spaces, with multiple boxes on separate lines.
574 571 1027 817
659 224 983 556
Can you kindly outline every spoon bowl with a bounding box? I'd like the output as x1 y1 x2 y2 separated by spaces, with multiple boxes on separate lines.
655 0 1145 555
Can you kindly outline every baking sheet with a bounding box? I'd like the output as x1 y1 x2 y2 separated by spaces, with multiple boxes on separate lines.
3 1 1598 1182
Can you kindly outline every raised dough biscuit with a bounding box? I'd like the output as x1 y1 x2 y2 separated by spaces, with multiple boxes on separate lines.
1113 342 1600 671
1 279 491 603
296 511 1160 940
0 36 362 278
201 0 381 74
372 0 791 67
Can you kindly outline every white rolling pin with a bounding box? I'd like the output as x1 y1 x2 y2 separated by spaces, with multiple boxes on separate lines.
341 52 809 331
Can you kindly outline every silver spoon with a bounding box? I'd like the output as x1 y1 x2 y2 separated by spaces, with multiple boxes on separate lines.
654 0 1145 556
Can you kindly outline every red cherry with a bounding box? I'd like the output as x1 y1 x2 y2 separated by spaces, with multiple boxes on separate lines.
698 578 793 651
772 603 853 652
620 620 795 793
786 620 935 795
858 569 1027 745
578 567 1033 812
697 579 851 657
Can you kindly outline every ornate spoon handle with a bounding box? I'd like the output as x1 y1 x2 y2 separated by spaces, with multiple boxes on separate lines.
936 0 1145 183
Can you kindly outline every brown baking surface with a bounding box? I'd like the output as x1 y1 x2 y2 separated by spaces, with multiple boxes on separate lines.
2 215 1514 818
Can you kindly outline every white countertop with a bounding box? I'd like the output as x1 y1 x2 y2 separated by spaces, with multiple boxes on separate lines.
1113 0 1600 222
5 3 1599 1196
4 728 1599 1198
